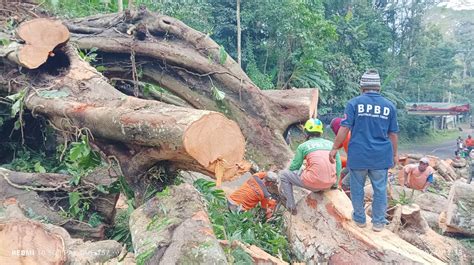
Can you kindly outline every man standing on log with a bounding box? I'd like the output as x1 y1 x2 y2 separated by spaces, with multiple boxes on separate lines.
398 157 434 192
329 69 399 232
279 118 342 215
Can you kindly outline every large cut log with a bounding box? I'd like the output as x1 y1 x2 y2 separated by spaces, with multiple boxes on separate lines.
0 167 117 240
129 183 227 264
286 190 444 264
0 202 124 264
63 8 315 168
439 181 474 236
15 18 70 69
0 19 250 185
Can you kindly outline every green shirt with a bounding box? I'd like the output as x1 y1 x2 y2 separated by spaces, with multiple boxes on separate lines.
289 138 342 181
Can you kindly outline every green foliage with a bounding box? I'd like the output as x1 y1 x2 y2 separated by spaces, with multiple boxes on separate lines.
193 178 290 261
397 110 431 141
107 209 134 252
389 189 414 206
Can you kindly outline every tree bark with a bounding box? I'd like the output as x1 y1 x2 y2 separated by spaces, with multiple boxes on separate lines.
63 8 313 168
1 39 249 184
0 167 115 240
236 0 241 67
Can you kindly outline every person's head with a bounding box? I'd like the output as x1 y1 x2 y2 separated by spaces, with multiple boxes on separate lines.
418 157 430 172
264 171 278 184
469 135 472 139
304 118 324 139
330 117 343 135
360 69 381 93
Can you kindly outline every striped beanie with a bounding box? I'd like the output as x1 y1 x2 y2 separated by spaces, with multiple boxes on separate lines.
360 69 381 88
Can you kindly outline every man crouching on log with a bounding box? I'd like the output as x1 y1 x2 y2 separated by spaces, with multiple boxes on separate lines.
227 171 279 219
279 118 342 215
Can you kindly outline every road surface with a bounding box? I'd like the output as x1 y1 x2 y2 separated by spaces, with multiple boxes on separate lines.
399 126 473 159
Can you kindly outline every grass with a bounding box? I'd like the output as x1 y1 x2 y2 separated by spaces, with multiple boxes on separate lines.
399 129 460 148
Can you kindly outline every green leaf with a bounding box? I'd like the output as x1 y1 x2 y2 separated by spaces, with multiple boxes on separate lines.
34 162 46 173
38 90 69 99
219 45 227 65
0 38 10 46
10 99 22 117
13 120 21 130
211 86 226 101
95 65 106 72
68 192 81 217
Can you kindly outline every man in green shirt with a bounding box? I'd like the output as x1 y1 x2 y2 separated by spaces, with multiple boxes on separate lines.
279 118 341 215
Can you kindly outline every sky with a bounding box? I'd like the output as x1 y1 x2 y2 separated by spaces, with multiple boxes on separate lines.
439 0 474 10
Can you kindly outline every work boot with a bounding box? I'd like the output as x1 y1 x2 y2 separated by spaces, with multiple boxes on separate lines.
372 223 384 232
290 208 297 215
354 221 367 228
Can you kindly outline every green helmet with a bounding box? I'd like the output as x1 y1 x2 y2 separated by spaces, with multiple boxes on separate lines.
304 118 324 133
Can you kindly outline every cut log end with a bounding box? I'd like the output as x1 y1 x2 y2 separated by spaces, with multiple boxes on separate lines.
17 18 70 69
183 113 250 181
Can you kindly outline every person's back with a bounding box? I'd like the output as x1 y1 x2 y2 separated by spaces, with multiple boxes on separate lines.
345 93 398 169
329 69 399 232
280 118 341 214
229 172 275 211
293 138 338 190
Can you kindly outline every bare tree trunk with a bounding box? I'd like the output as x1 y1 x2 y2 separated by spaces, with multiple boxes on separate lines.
117 0 123 12
236 0 241 67
63 9 313 168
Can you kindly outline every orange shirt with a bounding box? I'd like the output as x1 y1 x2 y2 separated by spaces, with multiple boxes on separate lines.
229 172 276 210
465 138 474 147
342 132 351 154
339 132 350 169
403 164 434 190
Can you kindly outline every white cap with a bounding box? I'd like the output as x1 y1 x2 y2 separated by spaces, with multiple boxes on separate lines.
419 157 430 164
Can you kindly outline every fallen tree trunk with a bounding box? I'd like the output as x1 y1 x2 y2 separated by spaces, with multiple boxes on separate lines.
0 203 124 264
389 203 470 264
63 8 314 168
0 167 116 240
286 190 445 264
439 181 474 236
1 35 249 186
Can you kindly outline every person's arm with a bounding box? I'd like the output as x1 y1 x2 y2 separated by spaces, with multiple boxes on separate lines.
335 151 342 183
389 132 398 167
422 174 434 192
289 145 304 171
330 103 354 163
388 105 399 167
330 127 351 164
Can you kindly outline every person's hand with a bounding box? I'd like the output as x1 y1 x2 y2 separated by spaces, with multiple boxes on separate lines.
265 208 273 220
329 149 337 164
392 153 399 168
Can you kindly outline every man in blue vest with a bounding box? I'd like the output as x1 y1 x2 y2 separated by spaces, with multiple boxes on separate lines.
329 69 399 232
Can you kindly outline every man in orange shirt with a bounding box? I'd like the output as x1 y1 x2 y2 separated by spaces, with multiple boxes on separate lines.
465 135 474 154
398 157 434 192
227 171 278 219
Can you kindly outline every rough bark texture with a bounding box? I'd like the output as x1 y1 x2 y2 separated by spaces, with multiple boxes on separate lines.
440 181 474 236
64 9 313 168
129 183 227 265
0 202 125 264
1 40 250 186
285 190 445 264
0 167 118 239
